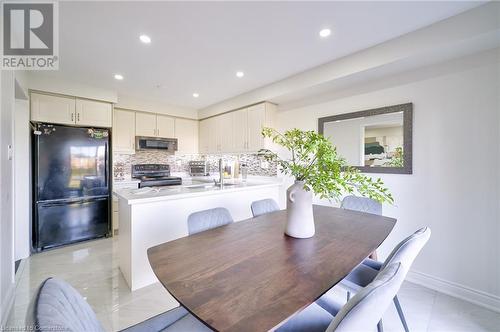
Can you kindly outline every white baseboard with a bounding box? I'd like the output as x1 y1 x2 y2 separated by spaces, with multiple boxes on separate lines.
0 284 16 327
407 270 500 313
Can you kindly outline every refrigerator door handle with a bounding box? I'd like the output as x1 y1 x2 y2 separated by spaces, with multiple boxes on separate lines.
105 141 109 188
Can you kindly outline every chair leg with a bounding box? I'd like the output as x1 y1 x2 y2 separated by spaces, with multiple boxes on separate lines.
377 320 384 332
394 295 410 332
346 291 351 302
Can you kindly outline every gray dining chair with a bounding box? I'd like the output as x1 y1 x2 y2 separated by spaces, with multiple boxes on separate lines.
251 198 280 217
317 227 431 332
341 195 382 216
341 195 382 260
187 207 233 235
277 262 405 332
25 277 212 332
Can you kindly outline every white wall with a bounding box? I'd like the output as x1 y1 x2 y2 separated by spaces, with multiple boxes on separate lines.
116 94 198 119
199 3 500 118
26 73 199 119
275 52 500 309
28 73 118 103
14 99 30 261
0 71 16 325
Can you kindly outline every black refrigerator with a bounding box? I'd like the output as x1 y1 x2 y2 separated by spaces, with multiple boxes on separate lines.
32 123 111 251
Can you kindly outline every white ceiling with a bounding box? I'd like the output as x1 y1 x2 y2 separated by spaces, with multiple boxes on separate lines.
38 1 483 111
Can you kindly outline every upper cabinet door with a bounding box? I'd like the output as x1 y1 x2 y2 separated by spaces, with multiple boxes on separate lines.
199 119 209 153
247 104 266 151
175 118 198 154
232 109 248 152
157 115 175 138
75 99 112 127
136 112 157 137
113 109 136 154
207 117 218 153
218 113 233 152
31 93 76 125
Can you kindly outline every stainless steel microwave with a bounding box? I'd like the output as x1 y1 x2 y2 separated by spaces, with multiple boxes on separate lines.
135 136 178 152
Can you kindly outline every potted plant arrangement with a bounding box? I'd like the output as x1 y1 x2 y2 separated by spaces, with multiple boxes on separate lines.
259 127 394 239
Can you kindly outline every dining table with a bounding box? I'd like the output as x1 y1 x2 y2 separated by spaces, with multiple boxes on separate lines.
147 205 396 332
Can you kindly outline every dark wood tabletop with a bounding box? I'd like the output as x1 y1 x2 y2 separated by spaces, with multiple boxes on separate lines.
147 205 396 332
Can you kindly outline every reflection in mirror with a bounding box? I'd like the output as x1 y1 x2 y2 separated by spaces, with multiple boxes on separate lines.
318 103 412 174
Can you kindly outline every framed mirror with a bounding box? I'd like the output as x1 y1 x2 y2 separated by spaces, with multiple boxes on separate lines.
318 103 412 174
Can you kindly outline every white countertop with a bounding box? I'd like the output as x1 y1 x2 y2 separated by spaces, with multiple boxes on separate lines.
114 178 282 205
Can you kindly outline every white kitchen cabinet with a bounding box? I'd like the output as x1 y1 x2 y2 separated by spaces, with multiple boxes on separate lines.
247 104 266 151
135 112 157 137
197 102 276 154
136 112 175 138
175 118 198 154
218 113 233 152
113 181 139 235
31 92 113 128
232 109 248 152
207 117 219 153
156 115 175 138
199 119 210 153
113 109 136 154
30 92 76 125
76 99 112 127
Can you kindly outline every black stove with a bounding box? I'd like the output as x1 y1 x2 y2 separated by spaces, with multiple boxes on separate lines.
132 164 182 188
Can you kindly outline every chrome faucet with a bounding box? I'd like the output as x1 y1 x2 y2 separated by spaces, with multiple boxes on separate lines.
219 158 224 188
214 158 224 188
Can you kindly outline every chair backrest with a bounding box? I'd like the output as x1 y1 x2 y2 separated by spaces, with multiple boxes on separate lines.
187 207 234 235
326 263 405 332
381 227 431 274
251 198 280 217
26 278 104 332
341 195 382 216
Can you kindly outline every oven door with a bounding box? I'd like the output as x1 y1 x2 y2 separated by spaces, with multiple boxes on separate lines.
136 137 178 151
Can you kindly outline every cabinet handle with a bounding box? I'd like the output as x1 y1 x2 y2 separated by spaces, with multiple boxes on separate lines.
77 113 80 122
71 113 74 122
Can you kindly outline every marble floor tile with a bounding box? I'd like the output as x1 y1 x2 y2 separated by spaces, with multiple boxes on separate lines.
4 237 500 332
427 293 500 332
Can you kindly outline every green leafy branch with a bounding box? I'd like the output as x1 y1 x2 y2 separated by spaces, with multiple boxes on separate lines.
259 127 394 204
385 146 404 167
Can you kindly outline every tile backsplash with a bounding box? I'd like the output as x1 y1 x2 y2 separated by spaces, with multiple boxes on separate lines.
113 150 277 180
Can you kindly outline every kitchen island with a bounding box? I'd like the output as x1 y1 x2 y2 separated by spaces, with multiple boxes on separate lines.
115 178 282 290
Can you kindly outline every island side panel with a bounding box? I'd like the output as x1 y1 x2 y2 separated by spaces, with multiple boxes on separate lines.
127 185 281 290
118 198 133 289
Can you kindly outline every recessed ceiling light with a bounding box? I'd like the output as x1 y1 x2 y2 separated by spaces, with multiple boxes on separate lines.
319 28 331 38
236 71 244 78
192 93 199 98
114 74 124 80
139 34 151 44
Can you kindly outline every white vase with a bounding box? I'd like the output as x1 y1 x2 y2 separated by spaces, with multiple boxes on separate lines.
285 180 315 238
